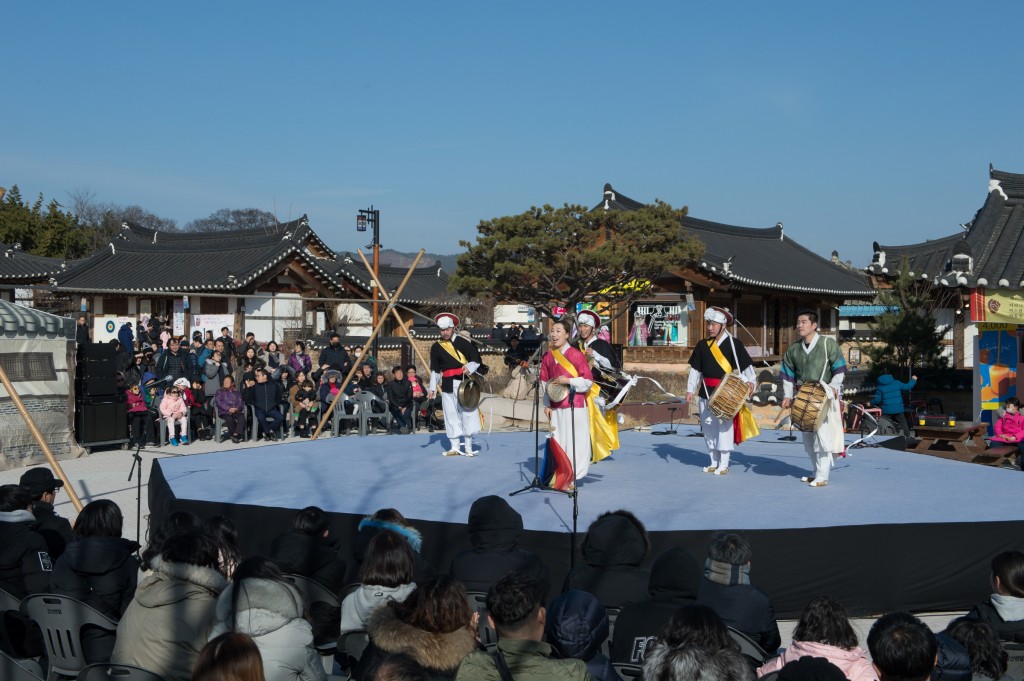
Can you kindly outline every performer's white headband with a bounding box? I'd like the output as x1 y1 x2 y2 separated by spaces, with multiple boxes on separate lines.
704 307 733 325
435 314 458 330
577 311 601 328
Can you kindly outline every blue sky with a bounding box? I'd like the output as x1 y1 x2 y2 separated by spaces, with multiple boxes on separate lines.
4 2 1023 267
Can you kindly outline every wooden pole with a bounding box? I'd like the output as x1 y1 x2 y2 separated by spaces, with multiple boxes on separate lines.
311 250 426 440
355 249 432 372
0 363 84 512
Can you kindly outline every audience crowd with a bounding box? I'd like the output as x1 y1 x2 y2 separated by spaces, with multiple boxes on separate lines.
3 462 1023 681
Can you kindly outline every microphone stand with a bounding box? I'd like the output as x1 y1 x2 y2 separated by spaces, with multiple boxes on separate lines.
509 342 568 498
568 385 578 573
127 440 144 554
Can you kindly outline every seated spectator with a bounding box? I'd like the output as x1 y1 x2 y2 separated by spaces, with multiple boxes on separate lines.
19 465 75 560
112 527 229 681
340 531 417 636
643 644 753 681
356 362 377 392
563 509 651 610
293 377 319 438
931 632 971 681
0 484 52 598
867 612 938 681
160 382 190 446
215 374 247 443
385 365 414 434
612 546 702 665
647 605 740 666
406 366 431 431
353 508 435 584
455 572 592 681
991 397 1024 460
264 340 286 378
269 506 348 593
697 532 781 655
545 590 622 681
51 499 140 663
357 575 477 681
193 631 265 681
319 369 350 430
243 367 285 441
967 550 1024 641
777 657 847 681
126 382 154 448
189 376 215 440
364 653 428 681
756 596 875 681
202 515 241 580
209 556 326 681
945 617 1011 681
449 495 550 597
289 340 314 376
140 509 200 574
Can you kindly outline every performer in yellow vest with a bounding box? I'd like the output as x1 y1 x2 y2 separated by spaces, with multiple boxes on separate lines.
574 310 620 464
428 312 483 457
685 306 758 475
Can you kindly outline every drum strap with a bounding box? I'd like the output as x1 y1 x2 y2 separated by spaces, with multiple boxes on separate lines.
439 340 467 365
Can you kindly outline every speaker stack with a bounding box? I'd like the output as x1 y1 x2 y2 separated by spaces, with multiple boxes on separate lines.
75 343 129 447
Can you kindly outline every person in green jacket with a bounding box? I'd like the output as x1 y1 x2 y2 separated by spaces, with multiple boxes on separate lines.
456 573 595 681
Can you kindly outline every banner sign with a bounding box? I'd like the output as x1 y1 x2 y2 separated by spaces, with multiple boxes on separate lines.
971 288 1024 324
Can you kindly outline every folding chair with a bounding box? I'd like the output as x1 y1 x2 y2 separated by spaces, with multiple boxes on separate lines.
20 593 119 681
214 405 247 442
356 392 392 435
466 591 497 651
333 396 360 436
613 662 643 680
0 649 44 681
77 662 168 681
728 626 770 665
1004 641 1024 681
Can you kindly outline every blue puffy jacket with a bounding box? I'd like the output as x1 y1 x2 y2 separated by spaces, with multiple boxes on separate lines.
872 373 916 415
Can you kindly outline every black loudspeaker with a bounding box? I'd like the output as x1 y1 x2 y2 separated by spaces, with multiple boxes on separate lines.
75 401 127 443
77 344 117 361
77 359 116 378
75 376 118 397
880 436 908 451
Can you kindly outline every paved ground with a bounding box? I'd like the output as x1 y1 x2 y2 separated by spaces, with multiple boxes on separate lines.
0 407 962 646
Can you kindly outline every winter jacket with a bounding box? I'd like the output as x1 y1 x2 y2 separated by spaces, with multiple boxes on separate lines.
757 640 876 681
356 603 478 681
159 392 187 419
352 517 435 585
0 509 52 598
215 387 245 416
449 496 550 597
111 556 227 681
697 578 782 655
545 590 622 681
118 324 134 353
456 638 595 681
610 546 701 664
155 348 195 383
290 351 313 375
244 380 282 412
316 344 351 374
339 582 416 636
292 387 319 414
993 412 1024 443
126 391 148 414
871 374 916 415
385 377 413 409
967 594 1024 641
51 536 140 618
269 531 347 594
562 513 650 609
31 499 75 561
209 578 326 681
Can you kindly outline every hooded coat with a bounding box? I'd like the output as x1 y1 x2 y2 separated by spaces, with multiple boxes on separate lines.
51 536 140 618
757 640 876 681
351 517 435 585
111 556 227 681
610 546 702 664
209 577 326 681
967 593 1024 641
562 512 651 609
449 496 550 596
339 582 417 636
545 590 622 681
269 530 348 594
356 603 478 681
871 374 916 416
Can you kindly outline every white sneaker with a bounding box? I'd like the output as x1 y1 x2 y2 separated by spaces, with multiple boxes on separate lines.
460 449 477 457
702 466 717 473
714 467 730 476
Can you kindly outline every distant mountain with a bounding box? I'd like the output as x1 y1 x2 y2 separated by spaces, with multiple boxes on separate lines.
378 249 459 273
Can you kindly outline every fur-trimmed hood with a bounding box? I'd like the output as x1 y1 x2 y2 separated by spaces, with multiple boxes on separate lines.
214 578 305 637
367 603 477 672
358 518 422 553
134 555 227 609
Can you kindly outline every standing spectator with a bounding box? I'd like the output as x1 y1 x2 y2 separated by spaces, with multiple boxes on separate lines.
112 527 229 681
51 499 140 663
315 332 351 382
204 349 231 398
76 314 91 345
289 340 314 376
867 612 937 681
197 338 216 370
214 338 234 374
160 382 190 446
871 371 917 437
118 321 135 354
243 368 284 440
966 550 1024 641
386 365 414 434
215 375 247 443
156 337 196 383
0 484 52 598
124 351 146 389
19 466 75 561
757 596 875 681
240 346 266 377
545 590 621 681
697 532 782 655
126 382 154 448
241 332 261 358
217 327 236 365
563 509 652 610
612 546 702 665
208 556 326 681
455 572 593 681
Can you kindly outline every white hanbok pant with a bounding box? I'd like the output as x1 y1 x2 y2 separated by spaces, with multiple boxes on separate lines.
549 405 591 482
698 398 735 469
440 379 480 442
801 386 844 482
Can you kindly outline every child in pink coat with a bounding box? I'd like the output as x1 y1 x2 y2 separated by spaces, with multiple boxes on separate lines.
992 397 1024 461
159 385 189 446
757 597 876 681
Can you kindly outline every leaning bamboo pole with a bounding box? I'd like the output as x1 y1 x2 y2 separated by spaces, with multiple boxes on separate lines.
310 250 426 440
0 363 84 512
355 249 432 372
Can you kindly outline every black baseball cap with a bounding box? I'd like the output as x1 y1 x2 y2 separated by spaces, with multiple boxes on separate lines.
19 467 64 495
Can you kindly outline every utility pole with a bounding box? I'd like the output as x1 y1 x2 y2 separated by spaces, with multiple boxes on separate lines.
356 207 381 359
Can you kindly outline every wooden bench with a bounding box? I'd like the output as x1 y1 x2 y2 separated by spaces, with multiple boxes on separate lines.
910 422 1019 467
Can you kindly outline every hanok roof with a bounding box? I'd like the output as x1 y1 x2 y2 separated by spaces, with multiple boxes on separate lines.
867 166 1024 288
0 300 75 339
593 184 874 297
0 244 68 282
325 257 462 305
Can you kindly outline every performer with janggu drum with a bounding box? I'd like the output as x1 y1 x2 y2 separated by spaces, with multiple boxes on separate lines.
428 312 483 457
780 309 846 488
685 306 758 476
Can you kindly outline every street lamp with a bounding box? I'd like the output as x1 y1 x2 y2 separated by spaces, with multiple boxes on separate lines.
356 206 381 359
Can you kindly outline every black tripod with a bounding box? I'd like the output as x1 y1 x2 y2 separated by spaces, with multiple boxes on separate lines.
652 406 679 435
